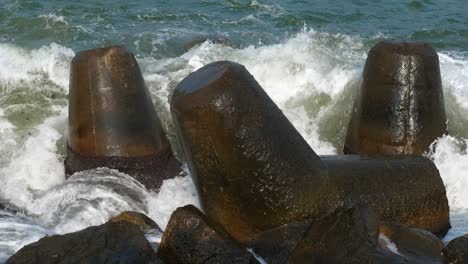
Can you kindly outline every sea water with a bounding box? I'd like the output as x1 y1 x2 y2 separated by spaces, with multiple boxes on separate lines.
1 0 468 261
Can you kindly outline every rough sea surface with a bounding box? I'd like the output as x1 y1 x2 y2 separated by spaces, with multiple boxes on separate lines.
1 0 468 262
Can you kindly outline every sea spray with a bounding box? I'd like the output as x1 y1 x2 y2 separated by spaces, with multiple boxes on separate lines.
428 135 468 242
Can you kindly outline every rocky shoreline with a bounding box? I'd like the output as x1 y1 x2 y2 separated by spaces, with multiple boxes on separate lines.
5 41 467 263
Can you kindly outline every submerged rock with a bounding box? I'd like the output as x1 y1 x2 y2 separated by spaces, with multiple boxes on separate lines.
65 45 181 190
6 221 161 264
171 61 336 243
442 234 468 263
157 205 259 264
345 41 446 155
322 155 450 237
183 35 235 51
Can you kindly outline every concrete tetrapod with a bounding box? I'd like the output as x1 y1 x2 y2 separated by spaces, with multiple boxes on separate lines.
171 61 335 244
66 46 181 190
345 41 447 155
170 61 450 244
323 155 450 236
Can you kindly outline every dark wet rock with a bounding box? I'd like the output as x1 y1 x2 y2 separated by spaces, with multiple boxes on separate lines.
6 221 161 264
345 41 446 155
251 221 310 264
110 211 163 252
379 223 444 263
110 211 161 231
183 35 235 51
443 234 468 264
252 207 445 264
171 61 336 243
156 205 259 264
287 206 386 263
66 45 181 190
322 155 450 237
288 207 444 264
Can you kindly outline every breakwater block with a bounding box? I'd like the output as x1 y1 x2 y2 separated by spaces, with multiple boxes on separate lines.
171 61 335 243
171 61 450 244
323 155 450 236
65 46 181 190
345 41 447 155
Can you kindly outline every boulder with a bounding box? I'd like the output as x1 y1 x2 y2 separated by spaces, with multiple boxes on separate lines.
111 211 161 231
379 223 444 263
251 221 310 264
322 155 450 236
65 45 181 190
287 206 391 263
442 234 468 263
111 211 162 251
171 61 336 243
156 205 259 264
345 41 446 155
6 221 161 264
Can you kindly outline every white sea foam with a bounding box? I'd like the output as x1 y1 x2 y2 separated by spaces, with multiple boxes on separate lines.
39 13 67 26
0 43 74 90
0 110 16 161
378 234 401 256
144 29 366 153
0 107 66 202
0 211 51 263
147 166 200 230
439 52 468 109
427 135 468 242
247 248 268 264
